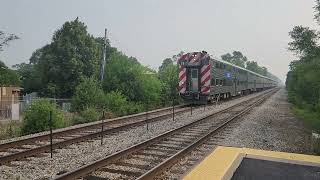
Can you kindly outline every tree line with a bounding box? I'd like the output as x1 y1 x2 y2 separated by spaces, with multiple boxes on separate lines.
286 0 320 133
0 18 182 134
221 51 278 80
0 30 20 86
0 18 280 135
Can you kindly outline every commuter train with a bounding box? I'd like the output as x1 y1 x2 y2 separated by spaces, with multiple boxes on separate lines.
178 51 277 104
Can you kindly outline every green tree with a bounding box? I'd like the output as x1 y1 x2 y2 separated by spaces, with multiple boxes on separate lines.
221 51 247 68
246 61 268 76
286 1 320 134
0 31 19 52
159 58 173 73
103 51 161 106
13 63 42 93
0 60 20 86
19 18 102 98
221 51 271 77
0 31 20 86
71 77 104 111
288 26 320 59
158 60 179 105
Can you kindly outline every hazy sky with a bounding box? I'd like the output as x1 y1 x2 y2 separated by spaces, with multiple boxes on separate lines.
0 0 318 82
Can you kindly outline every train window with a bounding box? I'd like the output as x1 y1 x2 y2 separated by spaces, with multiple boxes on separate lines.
215 79 219 86
220 79 223 86
179 60 187 65
211 78 215 85
191 69 198 78
202 58 209 65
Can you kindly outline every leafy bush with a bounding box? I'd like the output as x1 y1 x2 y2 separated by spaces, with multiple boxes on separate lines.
104 91 143 116
103 51 161 106
73 107 100 124
71 77 105 111
81 108 100 122
293 106 320 133
22 99 65 135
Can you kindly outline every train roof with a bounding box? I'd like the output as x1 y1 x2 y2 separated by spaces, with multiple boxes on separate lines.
210 56 277 82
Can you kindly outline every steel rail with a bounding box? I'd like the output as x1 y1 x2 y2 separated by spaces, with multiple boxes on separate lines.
137 89 276 179
53 88 277 180
0 105 189 165
0 105 185 151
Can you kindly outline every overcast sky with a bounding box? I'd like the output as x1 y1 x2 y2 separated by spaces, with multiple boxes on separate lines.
0 0 318 82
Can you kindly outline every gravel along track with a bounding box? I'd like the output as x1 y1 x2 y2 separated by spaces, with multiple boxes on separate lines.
53 89 277 180
218 88 311 153
0 89 272 179
160 88 312 180
0 106 191 165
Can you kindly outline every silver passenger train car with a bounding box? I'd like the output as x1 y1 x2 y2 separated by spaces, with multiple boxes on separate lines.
178 51 277 104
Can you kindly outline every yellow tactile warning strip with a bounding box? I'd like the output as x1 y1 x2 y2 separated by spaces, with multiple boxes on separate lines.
183 146 320 180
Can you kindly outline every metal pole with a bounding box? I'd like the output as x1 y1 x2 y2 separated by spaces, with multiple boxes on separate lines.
101 110 105 145
49 111 53 158
172 97 175 121
146 100 149 130
100 28 107 82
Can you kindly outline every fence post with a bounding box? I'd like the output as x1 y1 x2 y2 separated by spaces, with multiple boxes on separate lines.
49 110 53 158
172 97 175 121
101 110 105 146
216 95 220 107
146 100 149 131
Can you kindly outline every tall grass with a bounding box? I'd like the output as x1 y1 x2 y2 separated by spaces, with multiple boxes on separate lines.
0 121 21 140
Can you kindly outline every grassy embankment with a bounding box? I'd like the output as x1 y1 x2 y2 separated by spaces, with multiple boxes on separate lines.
292 106 320 154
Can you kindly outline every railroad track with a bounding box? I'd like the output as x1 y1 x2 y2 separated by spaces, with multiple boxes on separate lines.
54 88 278 180
0 105 191 165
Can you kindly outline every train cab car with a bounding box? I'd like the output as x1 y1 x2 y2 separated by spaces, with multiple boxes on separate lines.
178 51 211 104
178 51 277 104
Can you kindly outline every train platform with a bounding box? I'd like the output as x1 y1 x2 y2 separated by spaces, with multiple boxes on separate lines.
184 146 320 180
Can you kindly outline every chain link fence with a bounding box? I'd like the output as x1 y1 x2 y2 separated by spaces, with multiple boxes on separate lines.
0 92 72 121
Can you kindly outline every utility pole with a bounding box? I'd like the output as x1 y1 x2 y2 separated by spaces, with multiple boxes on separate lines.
100 28 107 146
100 28 107 82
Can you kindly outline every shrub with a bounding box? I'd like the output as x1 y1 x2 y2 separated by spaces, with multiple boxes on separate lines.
104 91 128 116
73 107 100 125
104 91 144 116
71 77 105 112
22 99 65 135
293 106 320 133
